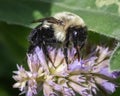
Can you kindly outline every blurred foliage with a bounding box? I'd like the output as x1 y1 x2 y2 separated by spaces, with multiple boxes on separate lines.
0 0 120 96
110 43 120 71
0 22 30 96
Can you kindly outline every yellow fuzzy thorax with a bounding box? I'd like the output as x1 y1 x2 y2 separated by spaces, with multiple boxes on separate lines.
52 12 86 42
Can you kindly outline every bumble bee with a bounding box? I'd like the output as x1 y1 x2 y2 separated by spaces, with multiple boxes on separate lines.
28 12 87 64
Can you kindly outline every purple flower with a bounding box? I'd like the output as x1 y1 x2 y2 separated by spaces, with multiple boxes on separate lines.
13 46 120 96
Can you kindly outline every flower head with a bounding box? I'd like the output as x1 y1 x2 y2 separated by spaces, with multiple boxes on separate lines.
13 46 120 96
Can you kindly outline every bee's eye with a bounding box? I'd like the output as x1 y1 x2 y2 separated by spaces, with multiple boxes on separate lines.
72 30 79 41
68 26 87 46
73 31 78 36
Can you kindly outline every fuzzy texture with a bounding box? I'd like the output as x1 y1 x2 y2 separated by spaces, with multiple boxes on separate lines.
53 12 86 41
28 12 87 67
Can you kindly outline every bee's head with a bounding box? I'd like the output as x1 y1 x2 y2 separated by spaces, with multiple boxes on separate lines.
52 12 86 42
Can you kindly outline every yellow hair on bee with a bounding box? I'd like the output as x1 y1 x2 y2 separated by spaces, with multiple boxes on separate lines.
52 12 86 42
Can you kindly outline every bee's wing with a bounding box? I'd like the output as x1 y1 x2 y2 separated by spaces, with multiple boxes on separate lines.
32 17 60 24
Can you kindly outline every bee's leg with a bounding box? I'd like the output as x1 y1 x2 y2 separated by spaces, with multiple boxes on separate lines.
63 46 68 64
72 27 87 60
73 41 80 61
75 47 80 60
28 27 53 66
40 41 55 68
72 31 81 61
63 32 70 65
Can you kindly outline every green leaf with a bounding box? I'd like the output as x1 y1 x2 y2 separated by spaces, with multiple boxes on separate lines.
0 21 30 76
0 0 52 27
0 0 120 40
88 31 116 47
111 87 120 96
49 0 120 41
0 21 31 96
0 88 9 96
110 43 120 71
